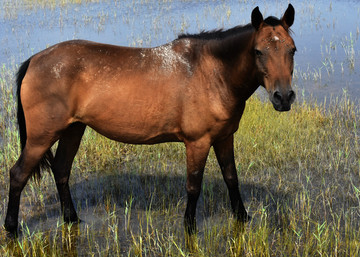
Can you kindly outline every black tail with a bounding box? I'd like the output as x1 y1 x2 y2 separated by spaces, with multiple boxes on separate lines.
17 58 54 180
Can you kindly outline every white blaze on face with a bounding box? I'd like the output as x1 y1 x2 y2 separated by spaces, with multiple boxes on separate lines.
273 36 280 41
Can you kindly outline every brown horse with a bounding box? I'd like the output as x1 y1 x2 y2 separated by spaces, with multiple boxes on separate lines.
4 5 296 236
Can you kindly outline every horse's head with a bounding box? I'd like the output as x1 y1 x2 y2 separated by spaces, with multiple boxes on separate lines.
251 4 296 112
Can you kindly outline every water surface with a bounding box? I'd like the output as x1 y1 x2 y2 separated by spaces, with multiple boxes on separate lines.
1 0 359 100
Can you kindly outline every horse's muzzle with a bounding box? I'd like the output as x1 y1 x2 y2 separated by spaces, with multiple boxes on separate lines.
270 88 296 112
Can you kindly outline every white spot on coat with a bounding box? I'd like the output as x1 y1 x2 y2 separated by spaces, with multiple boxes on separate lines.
52 62 64 79
151 42 192 75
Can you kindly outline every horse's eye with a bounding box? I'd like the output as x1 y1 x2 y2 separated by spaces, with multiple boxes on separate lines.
289 48 297 56
255 49 263 57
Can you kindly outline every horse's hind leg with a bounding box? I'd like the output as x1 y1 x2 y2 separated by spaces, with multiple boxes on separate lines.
51 122 86 223
5 141 56 235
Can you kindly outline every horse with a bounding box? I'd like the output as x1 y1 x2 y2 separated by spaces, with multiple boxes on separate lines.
4 4 296 236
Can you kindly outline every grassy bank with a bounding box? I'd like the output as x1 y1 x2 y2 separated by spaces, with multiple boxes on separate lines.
0 62 359 255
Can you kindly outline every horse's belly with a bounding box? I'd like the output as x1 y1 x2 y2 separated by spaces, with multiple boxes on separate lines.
86 118 182 144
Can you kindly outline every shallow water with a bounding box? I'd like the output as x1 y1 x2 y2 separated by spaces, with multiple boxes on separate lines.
0 2 359 253
0 0 359 100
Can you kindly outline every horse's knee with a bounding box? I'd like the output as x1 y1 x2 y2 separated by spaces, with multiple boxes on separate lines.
224 175 239 189
186 169 204 193
186 183 202 197
9 163 29 192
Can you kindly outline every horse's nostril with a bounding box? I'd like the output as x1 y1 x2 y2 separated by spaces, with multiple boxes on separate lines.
288 90 296 102
273 91 282 102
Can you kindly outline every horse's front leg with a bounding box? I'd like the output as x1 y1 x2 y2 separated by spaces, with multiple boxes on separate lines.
184 138 211 235
213 135 250 223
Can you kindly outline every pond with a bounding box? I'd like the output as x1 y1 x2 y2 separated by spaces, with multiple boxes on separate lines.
0 0 359 101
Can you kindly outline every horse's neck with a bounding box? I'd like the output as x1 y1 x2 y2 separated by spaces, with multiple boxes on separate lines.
207 32 259 101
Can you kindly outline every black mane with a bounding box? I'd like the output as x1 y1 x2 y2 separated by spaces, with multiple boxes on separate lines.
177 24 253 40
177 16 284 41
263 16 282 27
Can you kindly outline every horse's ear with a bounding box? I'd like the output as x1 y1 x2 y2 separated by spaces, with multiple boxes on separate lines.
251 6 263 30
281 4 295 30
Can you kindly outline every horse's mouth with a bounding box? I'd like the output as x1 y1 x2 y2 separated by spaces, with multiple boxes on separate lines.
272 103 292 112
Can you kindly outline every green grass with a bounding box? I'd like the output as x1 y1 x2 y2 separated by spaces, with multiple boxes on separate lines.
1 60 359 255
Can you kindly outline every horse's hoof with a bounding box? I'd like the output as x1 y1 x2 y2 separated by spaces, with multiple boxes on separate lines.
64 216 82 224
236 212 251 223
244 214 252 223
3 225 19 240
72 218 82 224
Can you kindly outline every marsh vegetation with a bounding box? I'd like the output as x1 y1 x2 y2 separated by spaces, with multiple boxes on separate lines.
1 0 359 256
